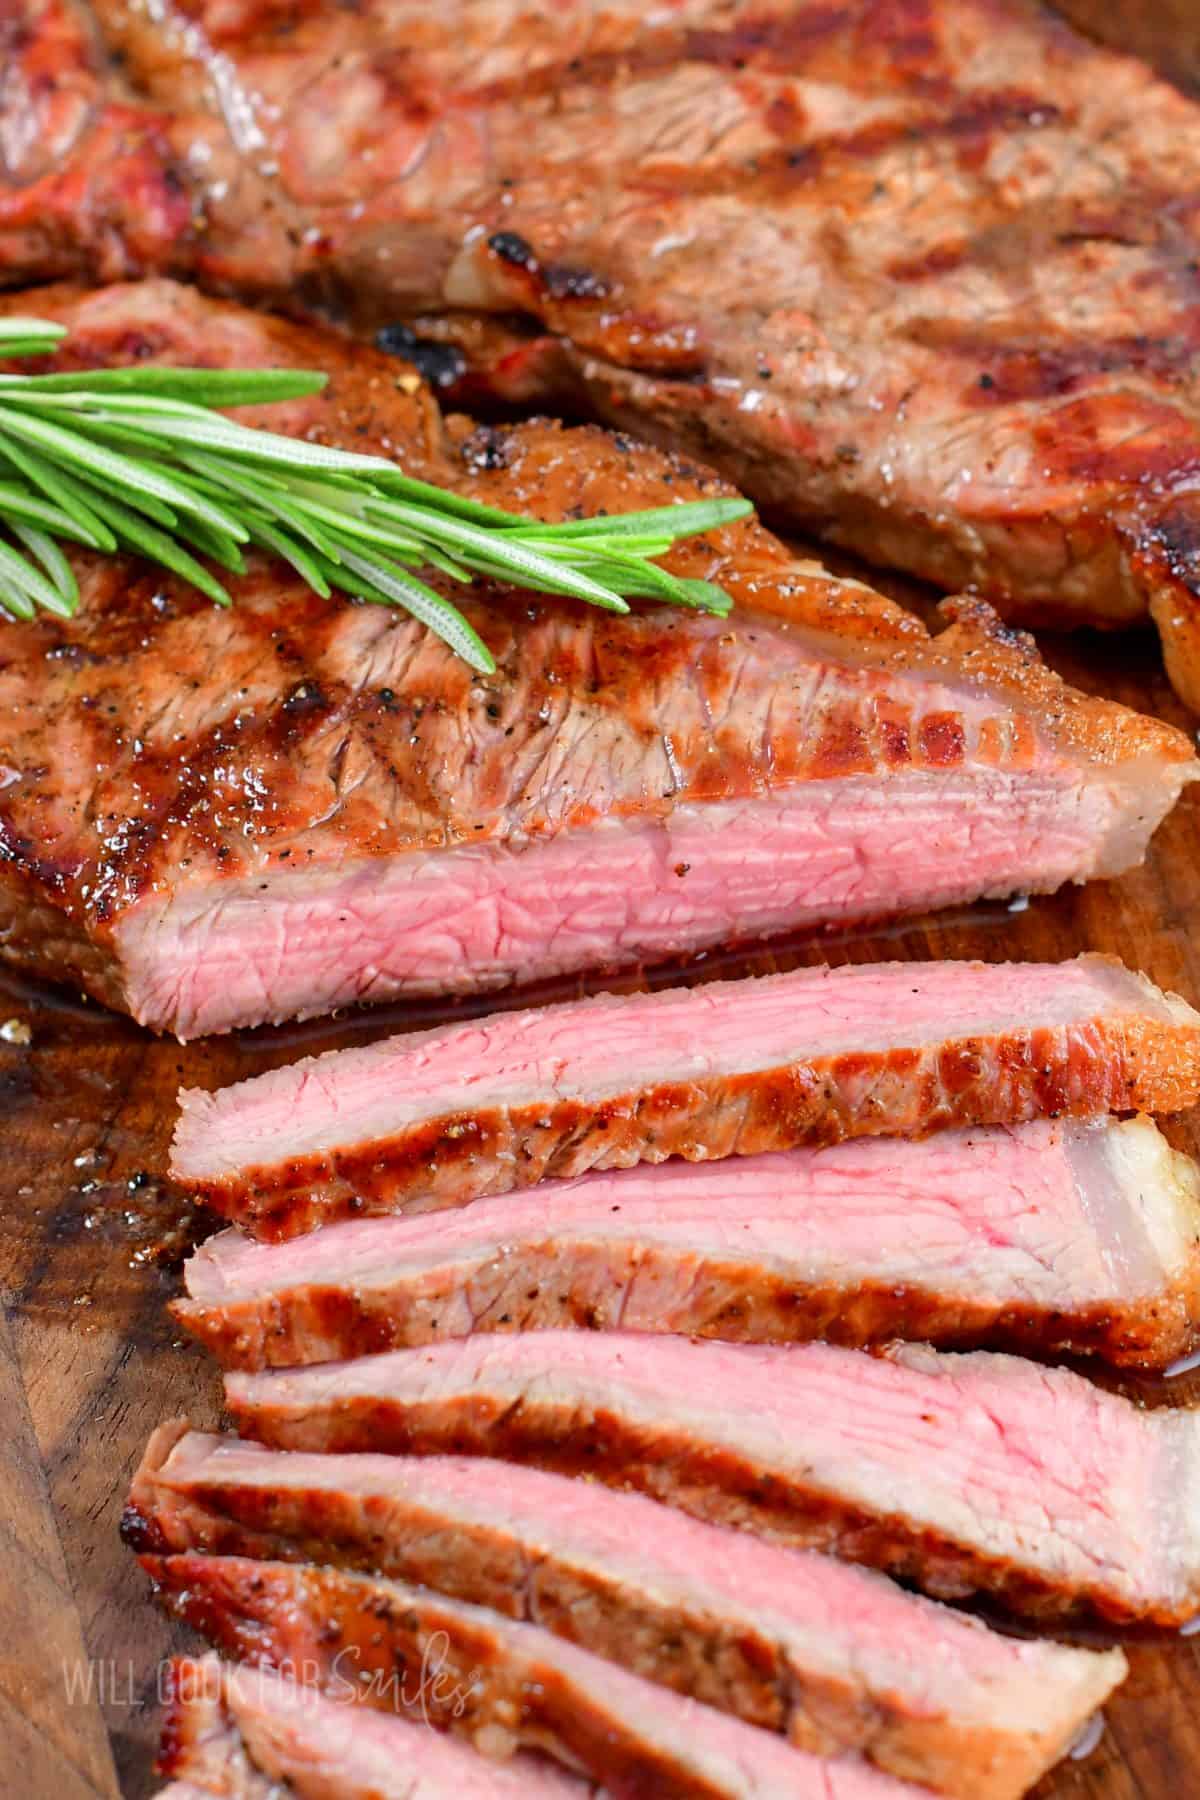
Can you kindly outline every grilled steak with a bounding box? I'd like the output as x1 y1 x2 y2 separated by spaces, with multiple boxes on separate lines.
143 1555 924 1799
157 1658 277 1800
158 1652 588 1798
172 1115 1200 1369
0 284 1188 1038
10 6 1200 701
127 1423 1127 1799
172 954 1200 1238
225 1331 1200 1626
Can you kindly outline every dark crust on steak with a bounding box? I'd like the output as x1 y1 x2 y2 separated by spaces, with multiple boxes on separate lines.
184 1005 1200 1238
123 1424 1106 1800
141 1555 731 1800
0 281 1188 1033
169 1238 1200 1373
155 1658 277 1799
223 1376 1189 1629
136 1553 929 1798
126 1427 853 1757
11 5 1200 697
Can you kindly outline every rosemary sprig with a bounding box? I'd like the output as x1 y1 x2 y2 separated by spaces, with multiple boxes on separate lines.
0 316 750 672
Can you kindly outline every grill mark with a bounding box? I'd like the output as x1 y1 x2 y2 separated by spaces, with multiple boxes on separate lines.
623 89 1063 202
183 1014 1187 1239
1140 497 1200 585
463 2 950 111
809 706 877 777
0 815 81 907
905 316 1200 404
886 196 1186 285
917 711 966 768
464 9 852 109
1030 392 1200 490
886 239 972 282
80 595 350 918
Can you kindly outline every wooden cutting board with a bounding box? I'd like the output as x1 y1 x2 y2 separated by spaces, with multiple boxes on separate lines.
1 616 1198 1800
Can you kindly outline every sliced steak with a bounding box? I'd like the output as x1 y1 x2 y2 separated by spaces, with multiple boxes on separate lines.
127 1423 1126 1799
143 1556 924 1799
156 1657 277 1800
11 6 1200 699
225 1332 1200 1626
172 954 1200 1238
173 1115 1200 1369
158 1652 588 1798
0 284 1188 1038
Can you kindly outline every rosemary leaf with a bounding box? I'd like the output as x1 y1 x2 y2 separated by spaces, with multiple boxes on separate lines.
83 486 235 608
10 524 79 614
336 548 496 673
0 368 326 404
0 316 751 660
0 480 103 547
0 318 68 360
0 536 67 617
241 515 333 597
0 437 119 549
502 498 751 539
0 409 246 539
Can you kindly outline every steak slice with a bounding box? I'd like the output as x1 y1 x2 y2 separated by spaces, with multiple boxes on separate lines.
172 1115 1200 1370
127 1423 1127 1799
225 1331 1200 1626
156 1658 277 1800
1 284 1190 1038
172 954 1200 1239
157 1652 588 1798
11 6 1200 701
142 1555 923 1799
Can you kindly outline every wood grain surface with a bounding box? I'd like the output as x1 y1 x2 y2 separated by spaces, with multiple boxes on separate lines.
1052 0 1200 94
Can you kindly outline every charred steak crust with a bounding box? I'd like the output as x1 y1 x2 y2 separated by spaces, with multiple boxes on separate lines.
0 285 1189 1037
156 1651 587 1798
127 1425 1125 1800
170 955 1200 1239
170 1266 1200 1376
169 1116 1200 1372
140 1555 919 1798
223 1334 1200 1627
11 6 1200 697
155 1658 279 1800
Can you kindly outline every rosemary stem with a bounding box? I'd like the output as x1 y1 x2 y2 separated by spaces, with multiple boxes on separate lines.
0 318 751 662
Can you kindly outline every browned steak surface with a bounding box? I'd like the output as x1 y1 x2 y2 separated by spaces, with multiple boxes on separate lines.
7 3 1200 698
170 955 1200 1237
156 1651 589 1798
140 1556 928 1797
155 1657 279 1800
224 1333 1200 1626
0 281 1188 1039
126 1425 1125 1800
166 1119 1200 1372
